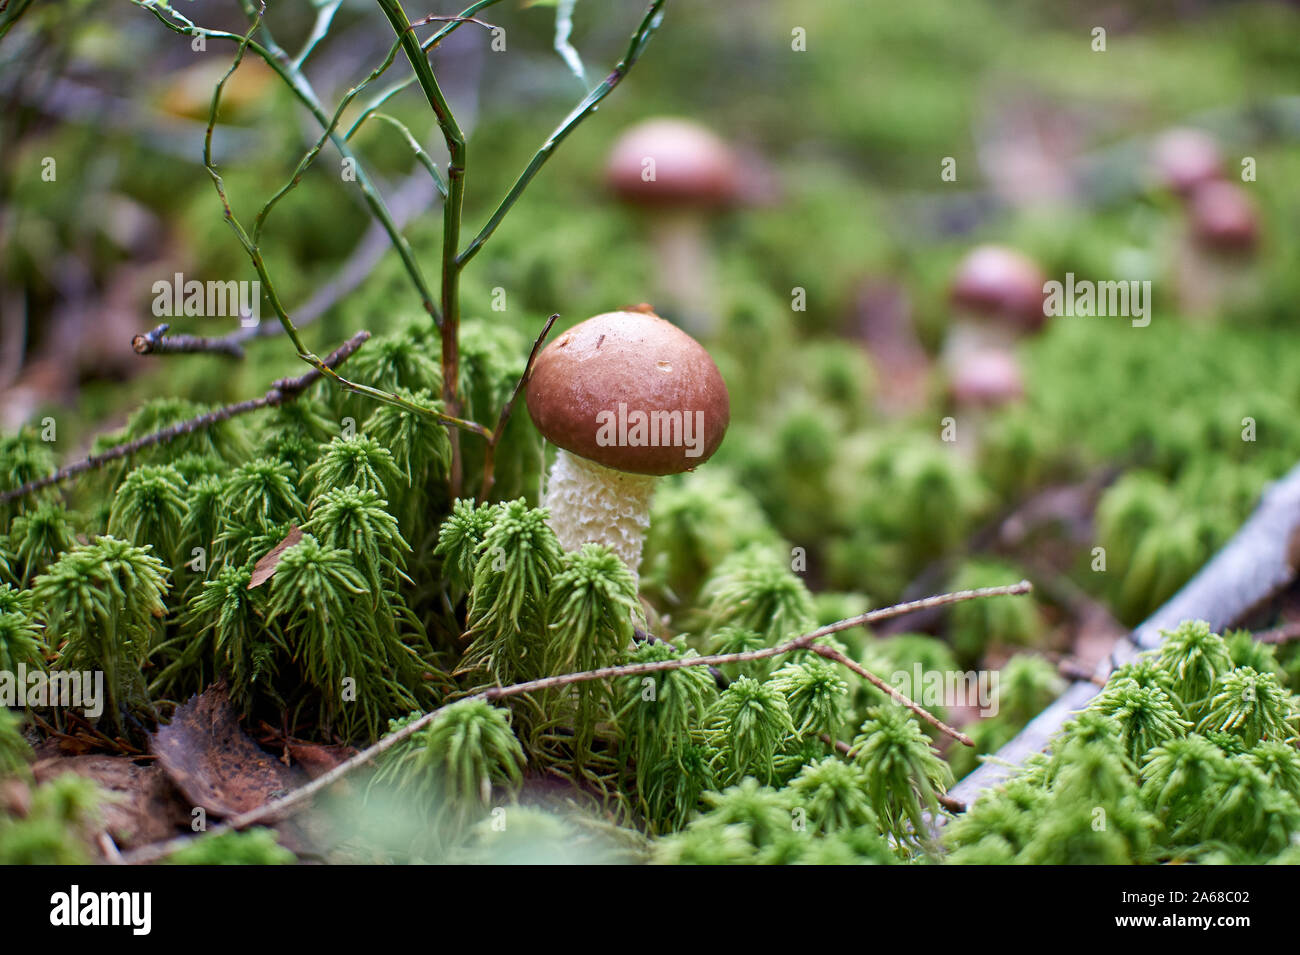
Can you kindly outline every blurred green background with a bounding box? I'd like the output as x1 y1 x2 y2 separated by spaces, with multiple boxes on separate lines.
4 0 1300 664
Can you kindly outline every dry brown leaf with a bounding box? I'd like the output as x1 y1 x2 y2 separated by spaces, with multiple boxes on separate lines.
285 742 356 780
149 681 305 818
247 524 302 590
32 754 189 849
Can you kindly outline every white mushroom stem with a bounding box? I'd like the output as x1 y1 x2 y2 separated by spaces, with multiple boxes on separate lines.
543 449 658 584
940 317 1018 373
948 404 992 462
648 211 716 337
943 326 1025 461
1175 232 1257 321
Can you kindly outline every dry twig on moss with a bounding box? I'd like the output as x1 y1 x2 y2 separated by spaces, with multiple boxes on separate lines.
0 332 370 505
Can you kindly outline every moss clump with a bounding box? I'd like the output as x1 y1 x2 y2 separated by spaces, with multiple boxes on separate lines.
167 828 295 865
373 700 525 841
0 774 102 865
33 536 169 728
945 623 1300 864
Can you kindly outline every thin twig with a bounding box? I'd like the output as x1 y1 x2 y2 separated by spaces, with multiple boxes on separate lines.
1255 619 1300 645
810 644 973 745
343 0 508 140
120 580 1030 864
132 171 436 359
823 734 853 757
132 0 441 322
252 12 494 248
0 332 370 504
1054 656 1108 685
478 313 557 501
187 14 488 440
635 625 728 689
131 323 247 360
935 792 966 813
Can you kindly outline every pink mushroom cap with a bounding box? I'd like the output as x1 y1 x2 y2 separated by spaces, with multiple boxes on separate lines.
605 118 742 209
1150 128 1224 197
950 245 1048 333
1189 180 1259 253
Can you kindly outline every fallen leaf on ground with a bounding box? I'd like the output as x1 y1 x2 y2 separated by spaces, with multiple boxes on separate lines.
248 524 302 589
285 742 356 780
150 681 305 818
32 754 189 849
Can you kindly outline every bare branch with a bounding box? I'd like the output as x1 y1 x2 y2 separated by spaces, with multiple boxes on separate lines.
947 459 1300 813
0 332 370 505
131 323 246 360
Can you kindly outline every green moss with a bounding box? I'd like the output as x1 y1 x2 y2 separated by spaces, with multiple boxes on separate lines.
167 828 295 865
0 708 33 776
373 700 524 839
702 545 815 648
0 774 101 865
947 559 1045 662
33 537 169 727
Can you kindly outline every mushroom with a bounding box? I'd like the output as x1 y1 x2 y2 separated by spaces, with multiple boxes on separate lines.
942 247 1044 456
946 348 1025 458
1188 180 1259 254
948 348 1025 408
525 309 730 583
945 244 1047 368
1149 128 1223 198
1176 179 1261 318
605 118 743 336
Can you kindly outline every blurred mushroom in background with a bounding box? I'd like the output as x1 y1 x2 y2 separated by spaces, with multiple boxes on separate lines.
1176 178 1261 318
947 346 1025 458
941 245 1045 456
606 118 745 337
946 244 1047 364
1149 127 1224 198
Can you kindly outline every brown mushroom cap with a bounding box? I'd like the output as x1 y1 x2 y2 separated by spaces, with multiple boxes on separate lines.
950 245 1048 332
949 349 1025 407
1189 180 1259 253
605 118 742 208
526 310 730 476
1150 128 1223 197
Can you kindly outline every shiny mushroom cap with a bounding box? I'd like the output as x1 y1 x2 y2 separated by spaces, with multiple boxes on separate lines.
1189 180 1259 253
605 118 742 208
949 349 1025 407
950 245 1048 332
526 310 731 476
1150 128 1223 197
